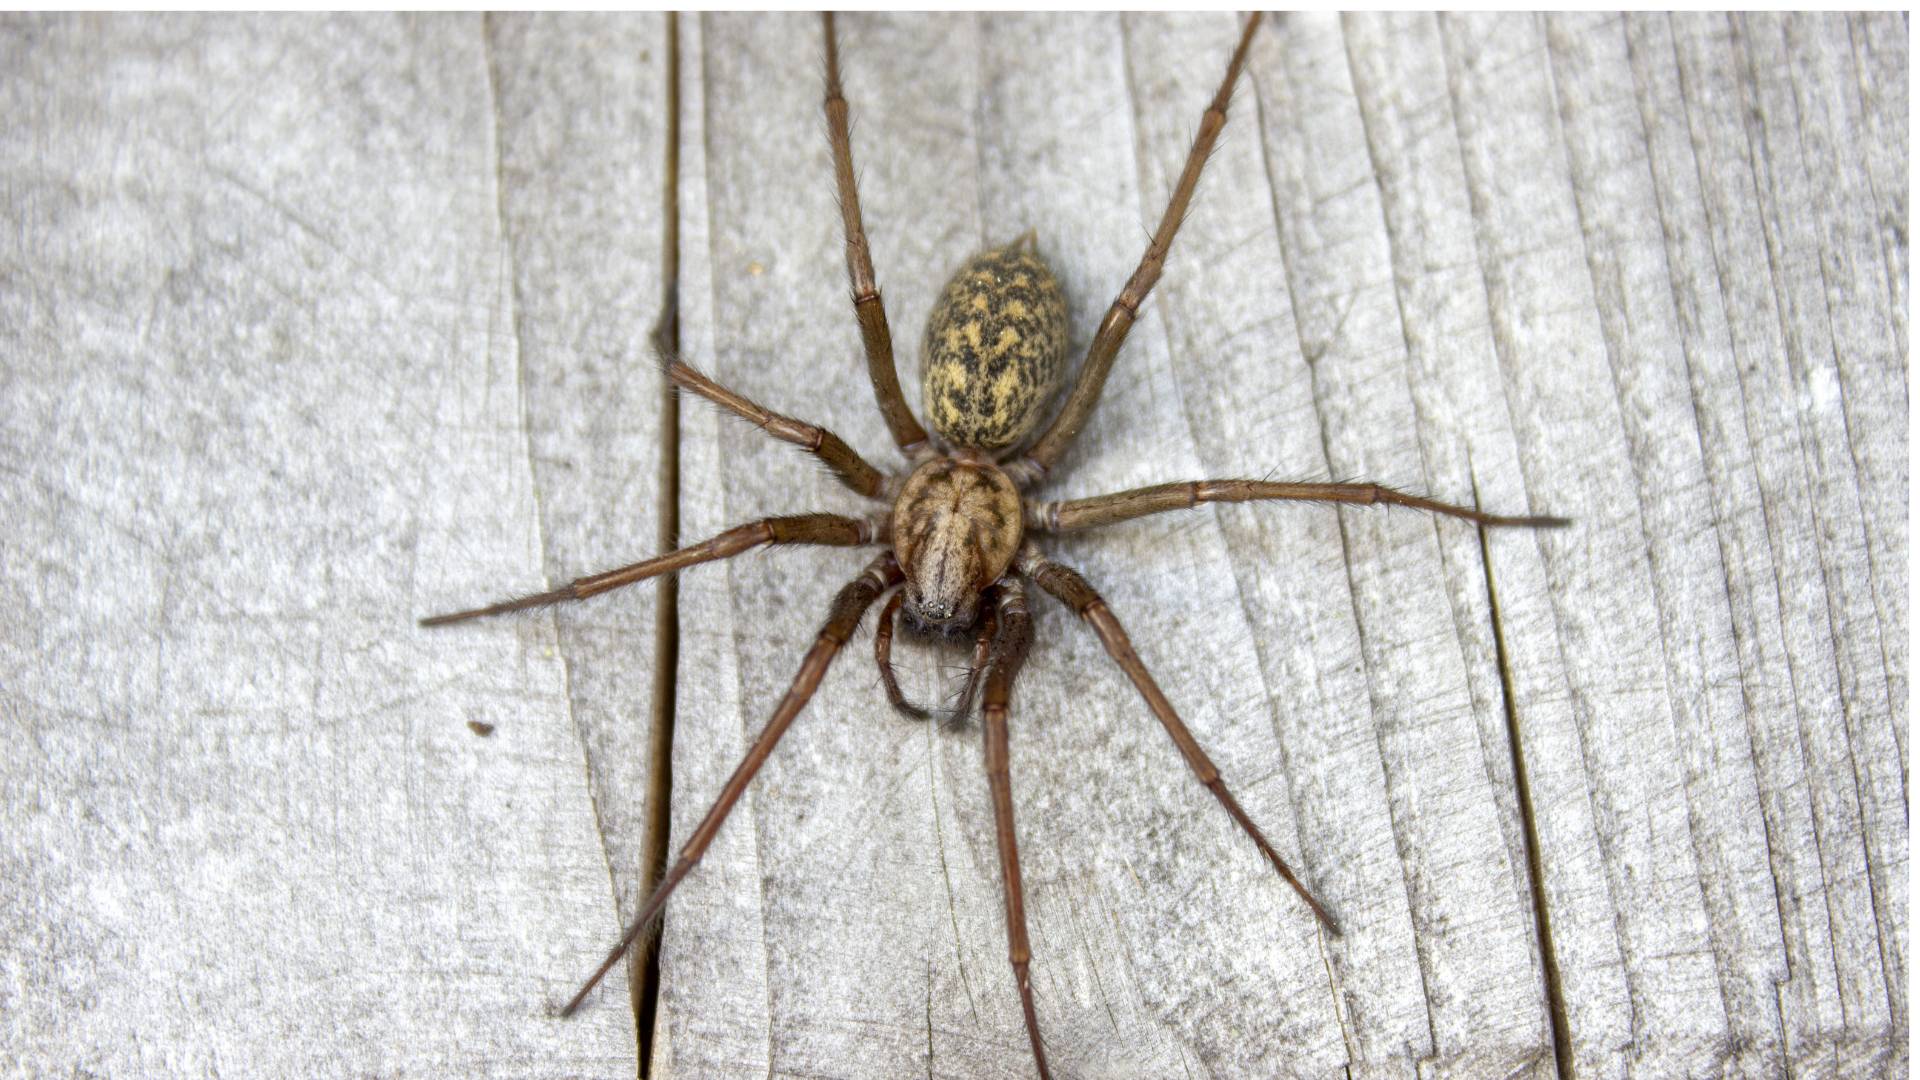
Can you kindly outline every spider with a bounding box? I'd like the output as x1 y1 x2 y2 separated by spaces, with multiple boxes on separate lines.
423 12 1565 1076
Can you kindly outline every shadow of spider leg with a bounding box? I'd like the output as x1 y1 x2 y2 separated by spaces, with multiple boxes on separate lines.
559 552 903 1017
1019 546 1343 936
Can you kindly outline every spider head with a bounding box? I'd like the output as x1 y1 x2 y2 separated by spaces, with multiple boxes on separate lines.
898 585 980 638
890 456 1023 639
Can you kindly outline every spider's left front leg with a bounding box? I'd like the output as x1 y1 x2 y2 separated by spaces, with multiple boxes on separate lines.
1026 479 1569 533
1018 546 1340 935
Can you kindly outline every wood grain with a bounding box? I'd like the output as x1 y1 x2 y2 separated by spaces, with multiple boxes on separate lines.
0 12 1902 1078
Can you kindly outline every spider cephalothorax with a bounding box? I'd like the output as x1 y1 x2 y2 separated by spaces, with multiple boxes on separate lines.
890 454 1023 635
422 13 1564 1079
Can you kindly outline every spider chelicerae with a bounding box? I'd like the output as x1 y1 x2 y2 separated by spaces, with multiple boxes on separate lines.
423 12 1565 1076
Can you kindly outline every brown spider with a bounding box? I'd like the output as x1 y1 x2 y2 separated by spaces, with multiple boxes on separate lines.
423 12 1565 1076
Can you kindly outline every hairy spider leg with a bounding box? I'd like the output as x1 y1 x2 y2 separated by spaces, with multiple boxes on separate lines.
560 553 904 1017
873 587 931 720
422 356 898 626
1021 547 1341 936
977 580 1049 1078
822 12 930 456
1027 479 1573 533
874 583 1002 723
419 513 884 626
665 358 890 498
944 605 999 725
1012 13 1263 482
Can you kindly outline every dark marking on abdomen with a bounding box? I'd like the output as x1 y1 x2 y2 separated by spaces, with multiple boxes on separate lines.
921 236 1069 453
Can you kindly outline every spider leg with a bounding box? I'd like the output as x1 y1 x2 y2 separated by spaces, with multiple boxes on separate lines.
420 513 885 626
978 579 1050 1078
1012 14 1262 483
873 587 930 720
1019 546 1340 936
1027 479 1571 533
665 359 889 499
822 12 932 457
560 552 903 1017
942 605 997 727
874 586 998 724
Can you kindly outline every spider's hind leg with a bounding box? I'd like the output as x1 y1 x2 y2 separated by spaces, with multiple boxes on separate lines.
1013 13 1263 482
1020 546 1341 935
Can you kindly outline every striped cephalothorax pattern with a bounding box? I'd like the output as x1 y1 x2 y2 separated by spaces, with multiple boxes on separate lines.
891 457 1024 634
423 14 1566 1079
922 236 1069 453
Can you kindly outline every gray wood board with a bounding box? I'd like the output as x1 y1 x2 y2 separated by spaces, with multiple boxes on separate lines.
2 13 661 1075
0 12 1904 1079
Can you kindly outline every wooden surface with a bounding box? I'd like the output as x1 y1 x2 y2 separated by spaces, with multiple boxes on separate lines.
1 13 1905 1078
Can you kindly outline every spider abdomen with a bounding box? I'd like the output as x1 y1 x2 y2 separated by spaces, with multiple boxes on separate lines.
921 236 1068 453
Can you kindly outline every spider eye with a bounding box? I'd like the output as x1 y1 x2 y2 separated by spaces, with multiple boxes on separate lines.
903 588 976 637
908 589 954 623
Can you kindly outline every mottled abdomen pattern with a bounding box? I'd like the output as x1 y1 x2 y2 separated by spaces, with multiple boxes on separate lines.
921 237 1068 452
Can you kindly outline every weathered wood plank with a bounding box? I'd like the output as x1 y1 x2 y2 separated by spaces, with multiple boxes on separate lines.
483 10 673 1013
0 13 652 1073
1244 15 1553 1077
1662 14 1906 1073
1543 13 1786 1075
